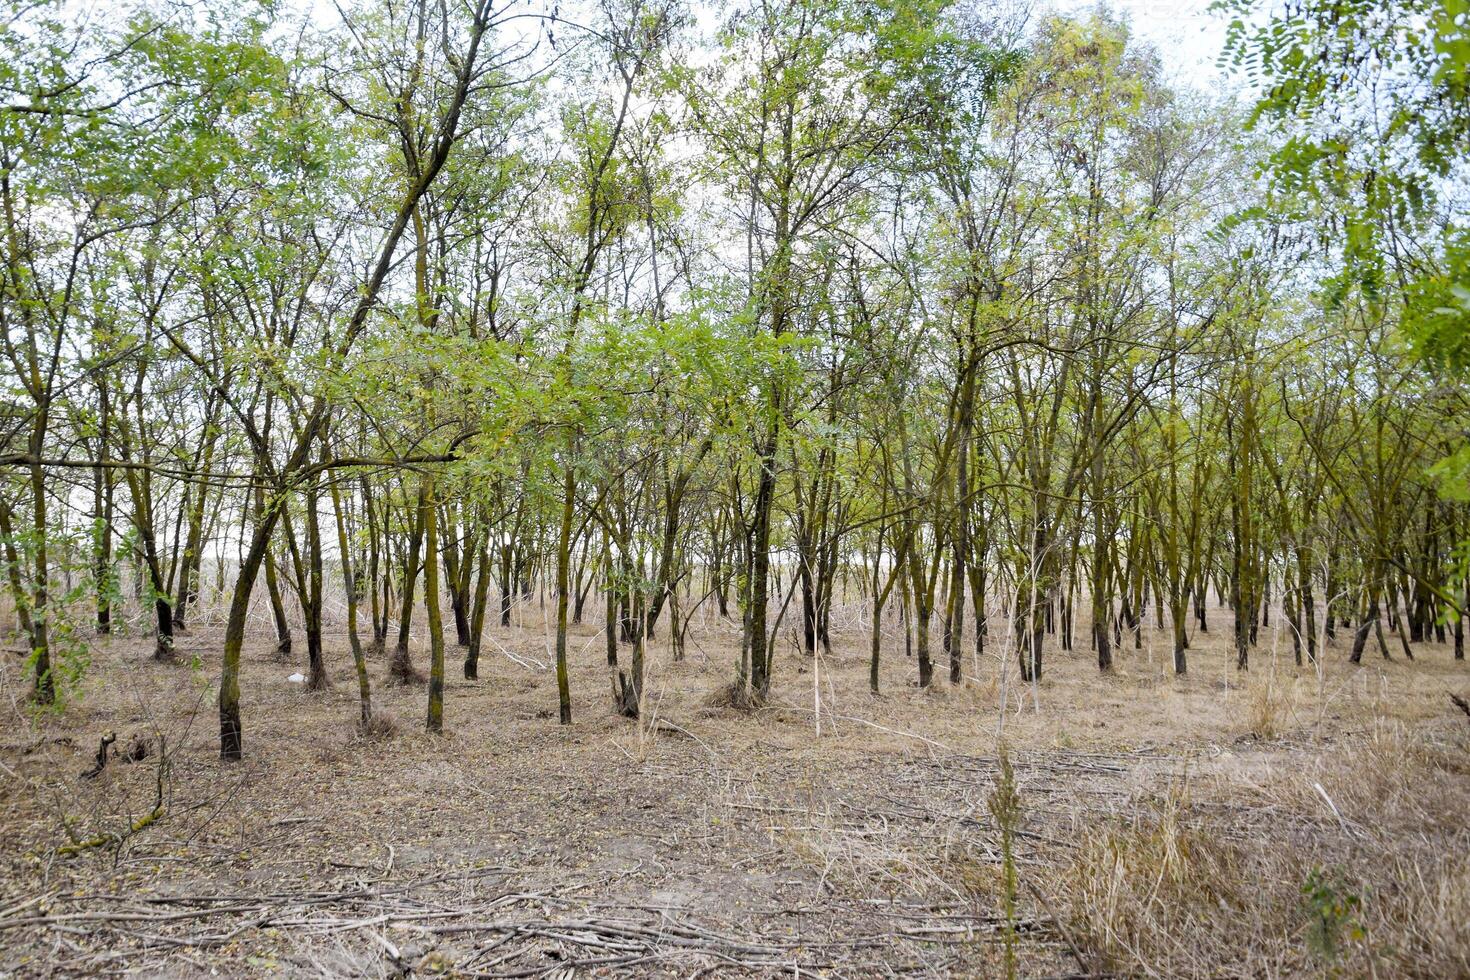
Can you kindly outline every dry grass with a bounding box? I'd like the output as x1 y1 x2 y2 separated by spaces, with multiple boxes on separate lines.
1048 721 1470 978
1244 671 1288 739
356 708 401 741
1 593 1467 977
701 677 764 713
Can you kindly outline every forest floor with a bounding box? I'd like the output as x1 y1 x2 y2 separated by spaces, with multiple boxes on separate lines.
2 600 1469 978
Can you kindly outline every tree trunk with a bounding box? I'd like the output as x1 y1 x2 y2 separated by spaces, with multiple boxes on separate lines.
328 457 371 726
261 488 292 658
304 481 329 690
554 461 575 725
391 481 427 684
424 477 446 733
748 421 779 699
465 536 491 680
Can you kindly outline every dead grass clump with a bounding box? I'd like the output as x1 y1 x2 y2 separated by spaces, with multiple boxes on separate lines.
1050 739 1470 980
702 680 763 713
386 652 427 686
1375 850 1470 978
1049 797 1291 977
1243 673 1299 741
781 813 945 902
388 668 427 686
1246 682 1280 740
357 710 400 741
1278 721 1470 834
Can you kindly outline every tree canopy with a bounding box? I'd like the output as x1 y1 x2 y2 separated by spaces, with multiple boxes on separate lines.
1 0 1467 759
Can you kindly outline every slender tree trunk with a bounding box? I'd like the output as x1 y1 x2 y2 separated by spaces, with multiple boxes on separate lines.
424 477 445 732
0 497 34 638
1455 577 1466 660
173 412 220 631
304 480 329 690
260 485 292 658
748 422 778 699
122 462 174 664
604 530 618 669
465 536 491 680
327 458 371 726
362 478 386 653
554 461 575 724
499 543 514 627
391 481 427 684
92 385 113 634
947 549 966 686
914 577 933 688
221 492 283 760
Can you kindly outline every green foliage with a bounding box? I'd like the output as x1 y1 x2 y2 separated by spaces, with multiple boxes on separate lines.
1301 867 1366 966
1223 0 1470 517
1 0 1467 777
4 520 99 711
1221 0 1470 228
1405 231 1470 375
25 607 91 712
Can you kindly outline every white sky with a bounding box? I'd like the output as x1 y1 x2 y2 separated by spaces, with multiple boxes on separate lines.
296 0 1235 92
